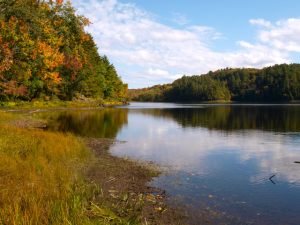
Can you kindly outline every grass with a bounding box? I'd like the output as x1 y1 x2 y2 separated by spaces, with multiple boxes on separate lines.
0 112 134 225
0 99 126 110
0 111 15 123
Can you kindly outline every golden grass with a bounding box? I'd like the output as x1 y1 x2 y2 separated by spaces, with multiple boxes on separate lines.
0 111 15 123
0 100 97 109
0 99 126 110
0 113 132 225
0 125 90 224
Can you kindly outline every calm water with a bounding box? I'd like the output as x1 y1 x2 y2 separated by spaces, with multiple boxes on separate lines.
39 103 300 225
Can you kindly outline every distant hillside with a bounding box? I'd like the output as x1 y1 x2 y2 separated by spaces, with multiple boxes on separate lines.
129 84 171 102
129 64 300 102
0 0 127 102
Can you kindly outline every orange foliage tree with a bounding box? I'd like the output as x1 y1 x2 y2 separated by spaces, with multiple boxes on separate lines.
0 0 127 102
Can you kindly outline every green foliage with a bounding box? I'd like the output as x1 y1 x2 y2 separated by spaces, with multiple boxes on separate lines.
167 75 231 101
129 84 171 102
0 0 127 102
130 64 300 102
212 64 300 101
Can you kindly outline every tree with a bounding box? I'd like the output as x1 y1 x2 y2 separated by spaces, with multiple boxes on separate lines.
0 0 127 102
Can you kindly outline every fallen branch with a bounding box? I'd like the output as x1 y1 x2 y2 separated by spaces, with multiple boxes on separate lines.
269 174 276 184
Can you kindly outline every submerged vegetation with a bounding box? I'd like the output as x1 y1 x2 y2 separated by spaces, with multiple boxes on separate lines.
0 0 127 103
130 64 300 102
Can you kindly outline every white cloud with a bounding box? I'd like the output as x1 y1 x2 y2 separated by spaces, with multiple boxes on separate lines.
249 18 272 28
72 0 296 87
147 68 170 77
252 18 300 52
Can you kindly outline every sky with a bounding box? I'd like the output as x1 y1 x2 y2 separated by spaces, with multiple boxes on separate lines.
71 0 300 88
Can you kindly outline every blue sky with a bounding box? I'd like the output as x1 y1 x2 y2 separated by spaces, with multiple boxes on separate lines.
72 0 300 88
122 0 300 50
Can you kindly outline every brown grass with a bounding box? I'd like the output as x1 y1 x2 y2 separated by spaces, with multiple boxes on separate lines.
0 112 130 225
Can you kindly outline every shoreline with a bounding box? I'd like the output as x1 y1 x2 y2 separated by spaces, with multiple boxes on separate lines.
0 110 187 224
85 138 186 224
130 100 300 105
0 100 129 111
0 100 129 114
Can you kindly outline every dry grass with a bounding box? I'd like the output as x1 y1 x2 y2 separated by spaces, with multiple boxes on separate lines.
0 111 15 123
0 99 126 110
0 112 132 225
0 125 88 224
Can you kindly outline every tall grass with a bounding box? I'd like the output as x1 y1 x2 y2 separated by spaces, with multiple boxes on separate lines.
0 99 125 110
0 112 130 225
0 111 15 123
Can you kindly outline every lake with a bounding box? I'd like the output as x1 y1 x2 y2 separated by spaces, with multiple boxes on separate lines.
39 103 300 225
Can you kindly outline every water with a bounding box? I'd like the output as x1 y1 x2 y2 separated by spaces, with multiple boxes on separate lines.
39 103 300 224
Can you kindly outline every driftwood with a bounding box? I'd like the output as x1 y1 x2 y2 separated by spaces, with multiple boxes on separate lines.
269 174 276 184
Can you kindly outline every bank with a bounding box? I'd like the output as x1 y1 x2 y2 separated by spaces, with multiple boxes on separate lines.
0 109 185 225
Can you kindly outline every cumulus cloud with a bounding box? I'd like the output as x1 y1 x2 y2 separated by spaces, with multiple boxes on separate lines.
251 18 300 52
72 0 295 87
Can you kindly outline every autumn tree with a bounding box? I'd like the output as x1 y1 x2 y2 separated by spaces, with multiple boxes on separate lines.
0 0 127 102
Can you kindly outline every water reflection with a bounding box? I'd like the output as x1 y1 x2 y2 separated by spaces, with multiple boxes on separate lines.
112 104 300 225
41 103 300 225
131 105 300 132
38 108 128 138
112 112 300 184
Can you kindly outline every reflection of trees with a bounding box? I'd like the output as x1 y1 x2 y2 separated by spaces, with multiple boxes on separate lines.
39 109 128 138
135 106 300 132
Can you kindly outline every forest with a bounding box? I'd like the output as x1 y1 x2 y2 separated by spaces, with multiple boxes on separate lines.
0 0 127 102
130 64 300 102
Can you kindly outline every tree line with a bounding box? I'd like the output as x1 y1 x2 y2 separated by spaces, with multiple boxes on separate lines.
130 64 300 102
0 0 127 102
